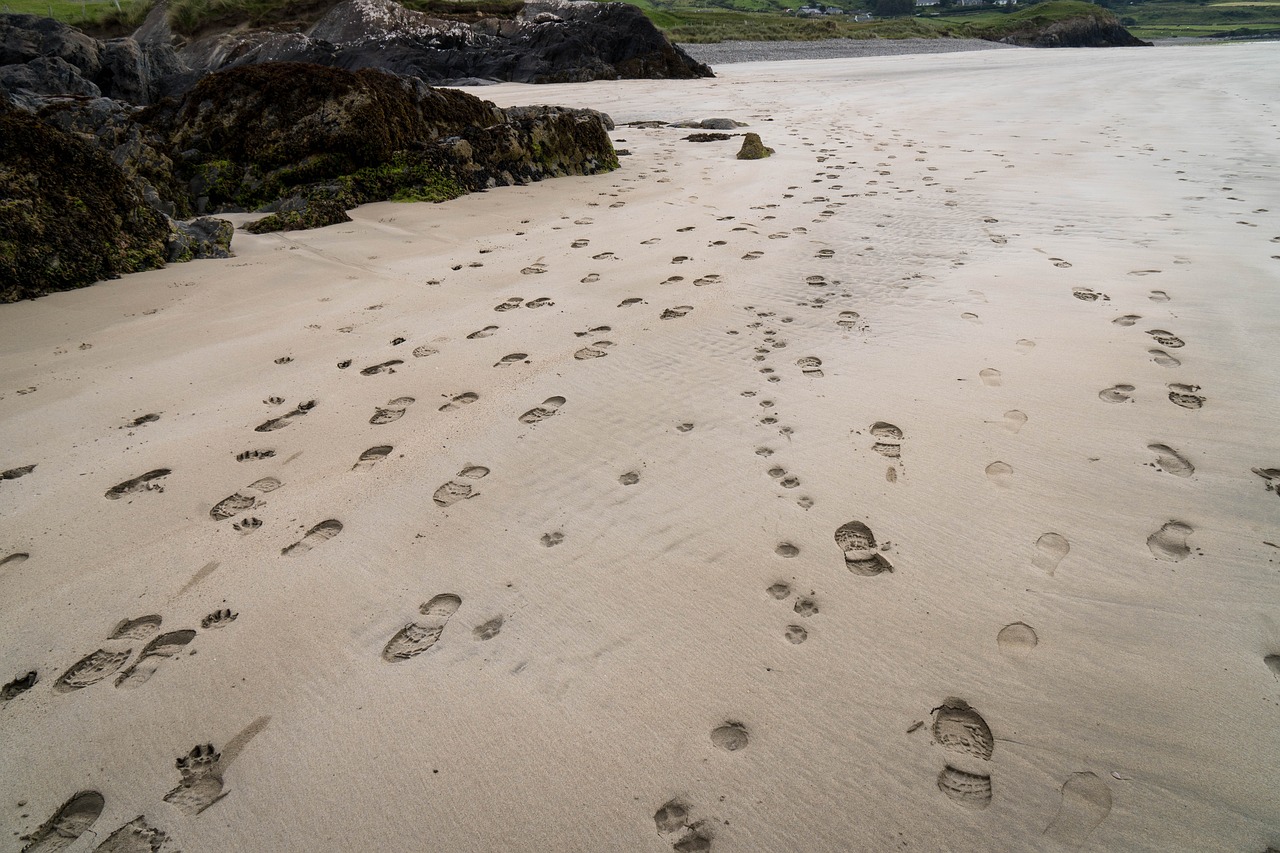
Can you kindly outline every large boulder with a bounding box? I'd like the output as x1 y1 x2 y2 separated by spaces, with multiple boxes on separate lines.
175 0 711 85
145 62 618 231
0 98 168 301
0 13 183 104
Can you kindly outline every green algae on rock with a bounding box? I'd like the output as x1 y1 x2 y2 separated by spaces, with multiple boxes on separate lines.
736 132 774 160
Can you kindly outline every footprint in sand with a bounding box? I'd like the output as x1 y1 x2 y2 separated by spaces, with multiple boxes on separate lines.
541 532 564 547
794 597 818 617
94 816 169 852
1098 384 1135 404
653 799 713 853
1 670 37 702
1147 521 1193 561
580 273 600 284
870 422 903 459
1252 467 1280 496
1016 339 1036 352
742 250 763 261
710 723 749 752
412 345 439 358
575 325 611 338
494 298 523 312
19 790 104 851
201 609 237 629
210 477 281 520
383 593 462 661
784 625 808 644
1146 329 1184 348
1043 772 1112 847
618 297 644 308
360 360 403 376
816 248 835 259
1072 288 1110 302
474 616 503 640
985 461 1013 486
353 446 392 472
1050 258 1072 268
518 396 565 425
281 520 343 556
495 353 529 367
115 630 197 689
1033 532 1070 574
979 368 1002 387
961 312 980 323
1148 443 1193 477
520 262 547 275
233 517 261 533
1168 383 1205 409
1148 290 1170 302
236 449 275 462
53 649 133 693
796 357 823 378
997 410 1027 433
997 622 1038 658
467 326 498 340
834 520 893 576
1112 314 1141 327
104 468 171 500
163 744 227 815
619 471 641 486
433 466 489 507
1149 349 1181 367
370 397 415 425
439 392 479 412
571 239 589 249
937 766 992 810
837 310 860 329
592 252 615 261
661 306 693 320
255 399 315 432
526 297 554 309
931 697 995 761
574 341 613 360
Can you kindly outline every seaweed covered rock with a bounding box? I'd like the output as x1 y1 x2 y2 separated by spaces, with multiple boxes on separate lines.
175 0 712 86
736 133 774 160
150 62 617 232
0 98 168 301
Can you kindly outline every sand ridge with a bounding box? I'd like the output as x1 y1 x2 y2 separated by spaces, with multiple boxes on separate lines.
0 43 1278 852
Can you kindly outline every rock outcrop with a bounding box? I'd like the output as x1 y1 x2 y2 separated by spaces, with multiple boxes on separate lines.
0 98 169 301
0 58 618 298
148 62 617 231
996 17 1150 47
173 0 711 86
0 13 182 105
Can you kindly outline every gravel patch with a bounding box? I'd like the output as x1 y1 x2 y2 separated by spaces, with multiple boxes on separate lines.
679 38 1020 65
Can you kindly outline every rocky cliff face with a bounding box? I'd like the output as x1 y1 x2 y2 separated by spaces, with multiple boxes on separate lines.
173 0 711 86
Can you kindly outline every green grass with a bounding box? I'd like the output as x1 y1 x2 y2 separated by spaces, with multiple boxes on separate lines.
7 0 1276 45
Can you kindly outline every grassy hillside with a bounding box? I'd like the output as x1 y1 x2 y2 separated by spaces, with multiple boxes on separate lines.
2 0 1274 42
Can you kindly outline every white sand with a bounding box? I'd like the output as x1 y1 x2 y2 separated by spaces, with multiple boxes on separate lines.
1 43 1278 852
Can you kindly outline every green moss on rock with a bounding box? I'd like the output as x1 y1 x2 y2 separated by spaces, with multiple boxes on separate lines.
736 132 774 160
0 100 168 302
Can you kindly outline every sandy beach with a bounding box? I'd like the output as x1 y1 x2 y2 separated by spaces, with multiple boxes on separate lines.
1 42 1278 852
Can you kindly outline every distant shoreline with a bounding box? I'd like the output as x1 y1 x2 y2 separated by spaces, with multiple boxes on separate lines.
677 37 1019 65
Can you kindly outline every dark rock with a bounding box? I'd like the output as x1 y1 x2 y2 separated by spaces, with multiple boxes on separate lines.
167 216 234 262
991 8 1150 47
0 13 187 104
0 98 168 302
736 132 774 160
0 54 100 98
175 0 711 85
670 117 745 129
684 132 733 142
146 62 617 233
